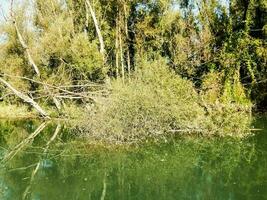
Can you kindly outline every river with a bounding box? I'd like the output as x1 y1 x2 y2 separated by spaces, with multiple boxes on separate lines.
0 116 266 200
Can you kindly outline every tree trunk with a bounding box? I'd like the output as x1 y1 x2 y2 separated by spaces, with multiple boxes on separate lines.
124 4 131 75
115 16 119 78
0 77 50 118
13 21 40 76
85 0 105 56
84 0 90 35
119 11 125 82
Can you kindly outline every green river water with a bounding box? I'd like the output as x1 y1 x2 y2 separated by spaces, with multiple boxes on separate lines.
0 116 266 200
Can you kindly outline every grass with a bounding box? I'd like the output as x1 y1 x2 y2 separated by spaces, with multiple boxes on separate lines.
0 103 35 119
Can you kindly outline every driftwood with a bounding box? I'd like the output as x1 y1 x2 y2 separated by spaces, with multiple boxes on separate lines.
0 77 50 118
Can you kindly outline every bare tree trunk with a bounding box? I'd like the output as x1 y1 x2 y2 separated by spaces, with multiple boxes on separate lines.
0 77 50 118
85 0 105 56
124 4 131 75
13 21 40 76
115 15 119 78
9 0 39 75
85 0 110 83
119 11 125 82
84 0 90 35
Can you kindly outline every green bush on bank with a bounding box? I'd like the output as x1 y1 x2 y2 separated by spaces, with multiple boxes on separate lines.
82 59 252 143
200 71 252 137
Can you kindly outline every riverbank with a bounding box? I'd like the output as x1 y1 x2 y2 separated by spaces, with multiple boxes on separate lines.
0 63 254 144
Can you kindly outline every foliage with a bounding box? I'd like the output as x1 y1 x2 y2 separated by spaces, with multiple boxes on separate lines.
0 103 35 119
82 59 251 143
0 0 266 140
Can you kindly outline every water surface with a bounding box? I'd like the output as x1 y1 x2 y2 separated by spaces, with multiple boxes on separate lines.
0 116 266 200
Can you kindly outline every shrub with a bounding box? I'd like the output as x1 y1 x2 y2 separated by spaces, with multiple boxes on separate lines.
200 71 252 137
82 59 252 143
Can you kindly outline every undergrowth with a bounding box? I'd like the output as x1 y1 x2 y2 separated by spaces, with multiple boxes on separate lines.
81 59 252 143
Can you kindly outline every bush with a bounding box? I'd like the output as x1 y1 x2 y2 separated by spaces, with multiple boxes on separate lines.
82 59 252 143
200 71 252 137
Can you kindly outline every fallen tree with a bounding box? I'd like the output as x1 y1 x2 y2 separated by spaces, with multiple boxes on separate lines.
0 77 50 118
10 0 62 111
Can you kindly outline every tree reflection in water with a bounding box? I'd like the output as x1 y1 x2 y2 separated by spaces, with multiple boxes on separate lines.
0 118 266 200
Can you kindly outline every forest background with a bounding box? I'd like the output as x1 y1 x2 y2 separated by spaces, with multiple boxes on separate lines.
0 0 266 142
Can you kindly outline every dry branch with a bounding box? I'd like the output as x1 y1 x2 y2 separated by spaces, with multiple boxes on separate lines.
0 77 50 118
2 73 109 102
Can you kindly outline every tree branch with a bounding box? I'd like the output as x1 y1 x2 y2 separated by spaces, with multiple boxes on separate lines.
0 77 50 118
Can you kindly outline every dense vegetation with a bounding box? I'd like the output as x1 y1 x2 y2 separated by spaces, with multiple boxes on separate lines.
0 0 266 141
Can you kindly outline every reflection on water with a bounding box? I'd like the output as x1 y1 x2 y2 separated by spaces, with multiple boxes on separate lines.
0 116 266 200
